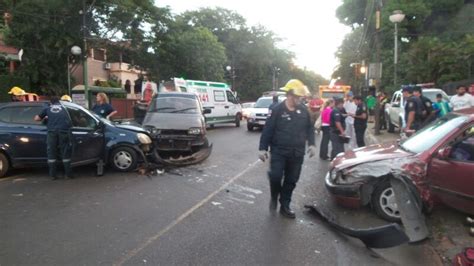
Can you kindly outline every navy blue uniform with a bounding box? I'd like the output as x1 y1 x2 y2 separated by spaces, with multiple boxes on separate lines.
420 96 434 124
404 96 422 130
92 103 114 118
354 103 368 147
259 101 315 209
329 107 346 159
38 103 73 178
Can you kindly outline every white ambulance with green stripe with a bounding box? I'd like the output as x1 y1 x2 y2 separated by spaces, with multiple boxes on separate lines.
174 78 242 127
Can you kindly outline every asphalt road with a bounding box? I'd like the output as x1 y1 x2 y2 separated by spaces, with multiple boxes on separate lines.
0 122 441 265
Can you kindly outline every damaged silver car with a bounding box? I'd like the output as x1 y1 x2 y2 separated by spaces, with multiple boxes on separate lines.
142 92 212 166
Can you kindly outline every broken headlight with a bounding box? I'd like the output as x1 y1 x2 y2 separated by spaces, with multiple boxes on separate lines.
137 133 152 144
330 170 343 182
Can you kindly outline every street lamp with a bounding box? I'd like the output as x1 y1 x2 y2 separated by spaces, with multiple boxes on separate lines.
389 10 405 87
67 45 82 96
226 65 235 91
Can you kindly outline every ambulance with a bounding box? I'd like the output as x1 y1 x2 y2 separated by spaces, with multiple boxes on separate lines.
171 78 242 127
318 79 351 101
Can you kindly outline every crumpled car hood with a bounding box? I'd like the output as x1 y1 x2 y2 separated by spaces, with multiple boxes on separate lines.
142 113 204 130
115 124 148 134
332 141 412 171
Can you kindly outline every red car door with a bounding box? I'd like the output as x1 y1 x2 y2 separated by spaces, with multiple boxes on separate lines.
428 126 474 215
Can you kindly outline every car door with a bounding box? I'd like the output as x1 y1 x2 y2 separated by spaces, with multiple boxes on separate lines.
428 124 474 214
211 89 229 123
390 92 402 127
226 90 239 118
0 105 48 166
66 106 105 164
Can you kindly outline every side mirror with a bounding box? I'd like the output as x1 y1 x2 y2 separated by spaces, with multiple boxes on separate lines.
203 108 211 114
96 120 105 131
437 147 452 160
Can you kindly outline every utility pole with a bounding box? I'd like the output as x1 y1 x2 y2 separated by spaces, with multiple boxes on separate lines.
82 0 89 108
374 0 382 135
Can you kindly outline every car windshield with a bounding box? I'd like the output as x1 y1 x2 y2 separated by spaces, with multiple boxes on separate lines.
400 113 469 154
242 103 255 108
322 92 345 99
149 96 200 114
423 90 449 102
254 98 273 108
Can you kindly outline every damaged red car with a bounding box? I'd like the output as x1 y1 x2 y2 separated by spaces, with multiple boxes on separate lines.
326 108 474 222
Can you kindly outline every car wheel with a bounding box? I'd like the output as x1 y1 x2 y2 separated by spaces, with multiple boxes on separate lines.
0 153 9 178
247 123 254 131
110 147 138 172
372 181 401 222
235 114 241 127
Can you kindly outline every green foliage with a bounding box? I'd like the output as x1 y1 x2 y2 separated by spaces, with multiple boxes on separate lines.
334 0 474 90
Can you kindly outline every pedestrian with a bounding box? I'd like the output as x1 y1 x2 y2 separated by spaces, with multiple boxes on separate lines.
343 91 357 150
34 96 73 180
432 93 451 118
259 79 316 219
351 96 368 147
319 99 334 160
308 95 324 125
92 92 117 119
330 98 347 160
365 92 376 123
402 86 422 133
8 86 26 102
378 91 388 130
268 95 279 115
413 87 434 125
450 85 474 111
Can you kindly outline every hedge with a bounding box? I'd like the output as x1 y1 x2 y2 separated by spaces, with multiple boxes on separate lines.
0 75 30 102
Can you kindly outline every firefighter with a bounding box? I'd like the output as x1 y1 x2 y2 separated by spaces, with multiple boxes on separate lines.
34 96 73 180
403 86 422 132
61 95 73 102
8 86 26 102
259 79 316 219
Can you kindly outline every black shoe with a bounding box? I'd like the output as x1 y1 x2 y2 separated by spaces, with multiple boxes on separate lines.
51 176 58 180
269 198 278 211
65 175 74 180
280 206 296 219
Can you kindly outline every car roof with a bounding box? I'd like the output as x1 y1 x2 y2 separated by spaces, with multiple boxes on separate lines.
156 92 197 98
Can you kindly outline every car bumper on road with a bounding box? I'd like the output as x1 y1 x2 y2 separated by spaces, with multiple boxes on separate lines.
325 171 362 208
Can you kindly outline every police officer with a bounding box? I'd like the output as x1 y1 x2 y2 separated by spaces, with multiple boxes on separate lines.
351 96 368 147
413 87 433 125
259 79 316 219
402 86 422 133
34 96 73 180
330 98 347 159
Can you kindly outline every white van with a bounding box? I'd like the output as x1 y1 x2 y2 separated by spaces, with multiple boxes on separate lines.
173 78 242 127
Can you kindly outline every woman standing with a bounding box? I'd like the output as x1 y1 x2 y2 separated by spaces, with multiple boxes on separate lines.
319 99 334 160
92 93 117 120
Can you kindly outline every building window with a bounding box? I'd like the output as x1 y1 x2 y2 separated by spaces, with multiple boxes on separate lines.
93 49 106 61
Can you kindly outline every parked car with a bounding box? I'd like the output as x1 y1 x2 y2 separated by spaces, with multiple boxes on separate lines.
246 96 285 131
385 88 450 132
0 101 154 178
241 102 255 119
326 108 474 222
141 92 212 166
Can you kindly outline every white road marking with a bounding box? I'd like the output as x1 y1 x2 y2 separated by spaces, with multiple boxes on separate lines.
113 160 262 266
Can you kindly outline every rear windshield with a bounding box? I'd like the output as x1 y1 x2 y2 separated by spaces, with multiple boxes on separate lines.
149 96 200 114
423 90 449 102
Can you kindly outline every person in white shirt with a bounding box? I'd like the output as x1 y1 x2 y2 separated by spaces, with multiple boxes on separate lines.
343 91 357 149
450 85 474 111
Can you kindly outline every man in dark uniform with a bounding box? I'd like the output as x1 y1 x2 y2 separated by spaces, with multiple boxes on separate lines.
413 86 434 125
268 95 279 116
351 96 368 147
34 96 73 180
259 79 316 219
330 98 347 159
402 86 422 133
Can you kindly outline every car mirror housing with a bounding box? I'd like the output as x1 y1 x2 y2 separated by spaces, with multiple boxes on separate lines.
203 108 211 114
437 147 452 160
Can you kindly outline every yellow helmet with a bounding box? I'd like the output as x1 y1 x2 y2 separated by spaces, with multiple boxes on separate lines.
280 79 310 97
8 86 26 96
61 95 72 102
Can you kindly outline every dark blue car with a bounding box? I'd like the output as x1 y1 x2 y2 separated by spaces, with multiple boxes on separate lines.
0 101 153 178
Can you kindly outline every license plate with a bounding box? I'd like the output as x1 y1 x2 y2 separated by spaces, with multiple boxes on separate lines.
258 120 266 125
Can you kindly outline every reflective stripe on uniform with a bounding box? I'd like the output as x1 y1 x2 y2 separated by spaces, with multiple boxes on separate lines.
48 159 57 163
62 159 71 163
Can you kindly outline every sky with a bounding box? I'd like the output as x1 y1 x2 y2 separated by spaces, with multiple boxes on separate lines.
155 0 351 79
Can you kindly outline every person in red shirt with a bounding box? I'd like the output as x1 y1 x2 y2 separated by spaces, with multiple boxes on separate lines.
308 95 324 125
